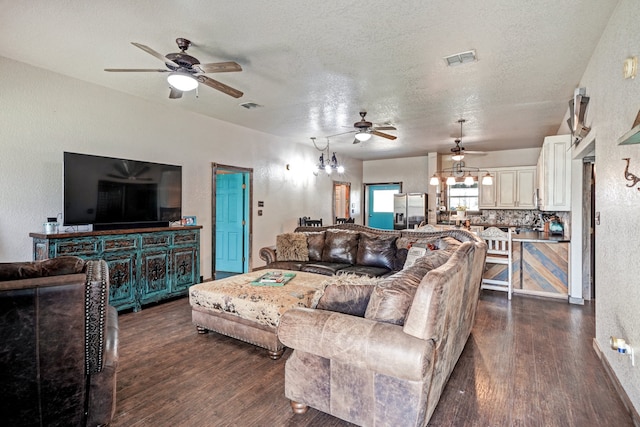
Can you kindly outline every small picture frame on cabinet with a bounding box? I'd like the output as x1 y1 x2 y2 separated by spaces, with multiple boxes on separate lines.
182 216 197 226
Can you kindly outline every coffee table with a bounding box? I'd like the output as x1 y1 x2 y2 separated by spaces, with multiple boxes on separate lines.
189 270 328 359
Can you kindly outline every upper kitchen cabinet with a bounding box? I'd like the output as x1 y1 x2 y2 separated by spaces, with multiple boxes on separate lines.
537 135 571 211
479 167 536 209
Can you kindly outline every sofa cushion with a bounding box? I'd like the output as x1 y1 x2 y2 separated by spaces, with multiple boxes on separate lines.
315 274 380 317
338 265 392 278
321 230 360 264
0 256 85 281
303 231 326 261
301 262 351 276
356 232 397 270
364 250 452 325
276 232 309 262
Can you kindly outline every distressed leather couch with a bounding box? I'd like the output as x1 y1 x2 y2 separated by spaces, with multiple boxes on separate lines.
277 229 487 427
0 256 118 427
258 223 461 277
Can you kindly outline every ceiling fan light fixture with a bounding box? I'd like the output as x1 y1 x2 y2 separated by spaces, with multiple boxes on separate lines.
355 130 372 142
167 72 198 92
451 153 464 161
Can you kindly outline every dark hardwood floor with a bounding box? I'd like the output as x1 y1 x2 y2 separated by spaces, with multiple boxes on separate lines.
111 291 633 427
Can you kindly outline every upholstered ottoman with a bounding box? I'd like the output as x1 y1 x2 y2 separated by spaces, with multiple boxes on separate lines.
189 270 328 359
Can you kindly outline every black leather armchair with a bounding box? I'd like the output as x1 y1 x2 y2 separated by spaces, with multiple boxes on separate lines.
0 256 118 426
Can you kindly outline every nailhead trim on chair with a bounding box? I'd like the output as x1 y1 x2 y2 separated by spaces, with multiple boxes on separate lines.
84 260 107 374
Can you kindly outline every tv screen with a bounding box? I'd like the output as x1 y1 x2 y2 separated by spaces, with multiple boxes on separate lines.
64 152 182 229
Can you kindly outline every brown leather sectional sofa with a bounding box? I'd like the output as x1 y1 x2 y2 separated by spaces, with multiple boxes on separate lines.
259 223 475 277
270 225 488 426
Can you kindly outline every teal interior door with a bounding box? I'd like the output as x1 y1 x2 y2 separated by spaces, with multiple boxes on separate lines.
367 184 400 229
215 173 246 273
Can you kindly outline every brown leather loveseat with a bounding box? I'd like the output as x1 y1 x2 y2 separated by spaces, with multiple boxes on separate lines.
0 256 118 426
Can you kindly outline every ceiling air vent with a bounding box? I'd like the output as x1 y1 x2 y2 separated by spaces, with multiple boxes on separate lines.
240 102 262 109
443 50 477 67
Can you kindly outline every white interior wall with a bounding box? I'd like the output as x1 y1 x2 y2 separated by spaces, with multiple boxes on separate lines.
362 156 430 193
576 0 640 413
0 56 363 278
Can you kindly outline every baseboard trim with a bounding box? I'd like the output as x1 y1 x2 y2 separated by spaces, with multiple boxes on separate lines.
592 338 640 426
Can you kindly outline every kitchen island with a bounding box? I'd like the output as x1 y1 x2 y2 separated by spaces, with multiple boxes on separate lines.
512 232 570 299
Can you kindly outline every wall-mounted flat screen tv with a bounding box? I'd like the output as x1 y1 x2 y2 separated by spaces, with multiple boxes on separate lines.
64 152 182 230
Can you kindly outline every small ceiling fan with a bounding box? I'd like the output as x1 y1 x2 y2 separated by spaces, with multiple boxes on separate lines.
105 38 243 99
352 112 397 144
450 119 486 160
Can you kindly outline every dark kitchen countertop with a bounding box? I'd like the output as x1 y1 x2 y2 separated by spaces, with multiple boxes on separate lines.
512 231 570 243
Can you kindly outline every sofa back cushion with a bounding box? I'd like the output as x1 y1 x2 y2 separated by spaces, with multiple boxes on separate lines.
276 233 309 262
356 232 398 270
364 250 452 325
303 231 326 261
321 230 360 264
0 257 85 281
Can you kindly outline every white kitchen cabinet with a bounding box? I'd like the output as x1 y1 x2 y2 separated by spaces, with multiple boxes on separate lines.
497 170 517 207
479 171 497 208
516 168 537 209
537 135 571 211
479 167 536 209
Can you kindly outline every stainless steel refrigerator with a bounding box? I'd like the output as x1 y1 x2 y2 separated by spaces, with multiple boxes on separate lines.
393 193 427 230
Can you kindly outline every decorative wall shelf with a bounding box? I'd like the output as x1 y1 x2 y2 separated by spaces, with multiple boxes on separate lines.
618 124 640 145
618 109 640 145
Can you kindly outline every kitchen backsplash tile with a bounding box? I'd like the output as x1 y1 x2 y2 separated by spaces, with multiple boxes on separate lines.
439 209 571 233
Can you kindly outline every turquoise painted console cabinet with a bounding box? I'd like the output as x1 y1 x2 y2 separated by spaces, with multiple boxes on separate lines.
30 226 201 311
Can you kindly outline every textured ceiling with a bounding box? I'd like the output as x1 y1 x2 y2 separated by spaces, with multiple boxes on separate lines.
0 0 619 160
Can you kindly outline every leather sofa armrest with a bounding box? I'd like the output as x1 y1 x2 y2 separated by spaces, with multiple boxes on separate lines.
87 305 118 427
259 245 277 265
278 308 434 382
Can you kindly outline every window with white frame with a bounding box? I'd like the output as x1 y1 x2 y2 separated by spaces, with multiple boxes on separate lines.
447 183 479 211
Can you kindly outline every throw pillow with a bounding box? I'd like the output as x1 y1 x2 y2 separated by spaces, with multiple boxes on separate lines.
365 251 450 325
304 231 325 261
276 233 309 262
321 230 360 264
356 232 397 270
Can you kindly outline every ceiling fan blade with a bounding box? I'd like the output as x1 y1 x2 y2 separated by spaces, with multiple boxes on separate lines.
169 87 183 99
373 126 396 131
131 42 180 68
463 150 487 155
197 76 243 98
104 68 168 72
194 61 242 73
371 130 397 140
